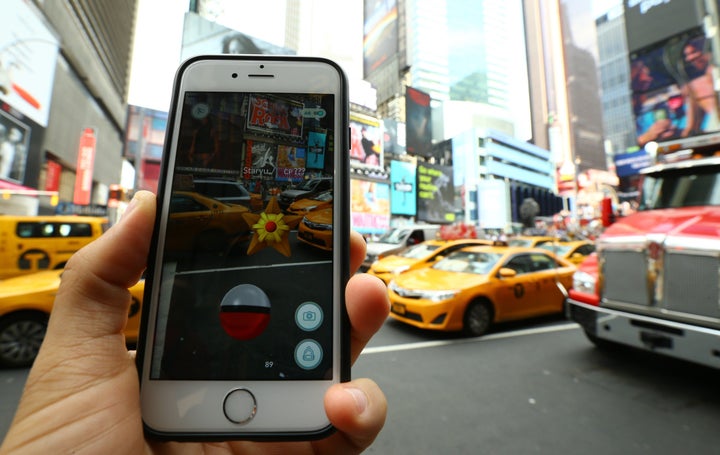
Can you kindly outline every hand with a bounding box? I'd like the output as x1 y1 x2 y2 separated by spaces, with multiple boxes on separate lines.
0 191 389 454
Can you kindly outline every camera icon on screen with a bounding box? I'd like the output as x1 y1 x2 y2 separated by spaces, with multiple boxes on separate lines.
296 302 323 331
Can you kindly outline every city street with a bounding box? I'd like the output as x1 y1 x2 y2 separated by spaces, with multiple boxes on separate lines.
2 313 720 453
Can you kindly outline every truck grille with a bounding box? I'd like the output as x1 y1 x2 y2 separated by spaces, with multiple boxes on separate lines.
602 244 720 322
663 251 720 319
602 250 648 306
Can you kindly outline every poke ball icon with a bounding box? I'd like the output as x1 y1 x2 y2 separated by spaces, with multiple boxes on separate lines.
219 284 271 340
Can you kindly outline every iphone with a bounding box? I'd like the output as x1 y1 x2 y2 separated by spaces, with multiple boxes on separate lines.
136 55 350 440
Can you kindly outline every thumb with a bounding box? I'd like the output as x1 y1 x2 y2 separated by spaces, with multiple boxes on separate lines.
39 190 156 360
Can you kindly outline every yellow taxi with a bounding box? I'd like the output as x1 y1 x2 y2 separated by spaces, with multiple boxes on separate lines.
165 191 250 254
388 245 576 336
537 240 595 265
0 270 144 367
0 215 108 280
298 206 332 251
367 238 494 284
506 235 556 248
286 189 333 216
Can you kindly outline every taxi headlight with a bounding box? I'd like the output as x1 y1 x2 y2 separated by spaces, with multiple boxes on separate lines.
417 289 459 302
572 270 596 294
392 265 410 274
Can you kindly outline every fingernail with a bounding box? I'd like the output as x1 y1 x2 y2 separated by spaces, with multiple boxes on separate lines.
119 192 140 223
344 386 368 414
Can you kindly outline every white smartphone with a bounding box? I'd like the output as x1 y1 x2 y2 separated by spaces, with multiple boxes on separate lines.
136 55 350 440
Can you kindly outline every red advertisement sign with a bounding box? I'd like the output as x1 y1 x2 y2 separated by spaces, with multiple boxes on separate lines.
246 95 303 138
45 159 61 191
73 128 96 205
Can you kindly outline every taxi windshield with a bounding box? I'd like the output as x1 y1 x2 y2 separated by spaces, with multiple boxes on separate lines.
399 243 440 259
377 229 408 244
538 243 573 256
432 251 502 274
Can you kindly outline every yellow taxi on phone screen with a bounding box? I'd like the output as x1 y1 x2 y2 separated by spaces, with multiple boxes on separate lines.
388 245 575 336
367 238 493 284
298 206 332 251
0 270 144 368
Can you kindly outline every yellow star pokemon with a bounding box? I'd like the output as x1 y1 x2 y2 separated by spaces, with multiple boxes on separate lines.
242 197 301 257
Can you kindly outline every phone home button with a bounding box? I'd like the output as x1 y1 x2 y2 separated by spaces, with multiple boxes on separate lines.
223 388 257 424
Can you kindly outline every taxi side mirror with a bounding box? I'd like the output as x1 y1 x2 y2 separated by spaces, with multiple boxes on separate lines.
498 267 517 278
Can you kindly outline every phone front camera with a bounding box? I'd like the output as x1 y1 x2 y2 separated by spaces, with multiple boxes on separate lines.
259 64 265 69
231 73 238 79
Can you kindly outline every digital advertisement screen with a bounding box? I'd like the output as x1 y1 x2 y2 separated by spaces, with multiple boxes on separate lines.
363 0 399 76
350 179 390 234
630 31 720 147
349 112 384 169
624 0 703 53
416 162 455 224
390 160 416 215
405 86 433 158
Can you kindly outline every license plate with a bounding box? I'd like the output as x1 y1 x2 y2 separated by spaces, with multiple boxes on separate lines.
392 303 406 315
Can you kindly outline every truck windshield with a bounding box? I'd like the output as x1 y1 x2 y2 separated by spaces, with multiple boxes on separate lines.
639 167 720 210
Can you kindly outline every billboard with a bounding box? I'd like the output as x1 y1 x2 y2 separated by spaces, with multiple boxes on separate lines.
416 162 455 224
405 87 433 158
390 160 416 215
363 0 399 76
630 30 720 148
0 110 31 184
0 0 59 127
383 118 405 156
349 112 384 168
181 12 295 60
351 179 390 234
624 0 703 52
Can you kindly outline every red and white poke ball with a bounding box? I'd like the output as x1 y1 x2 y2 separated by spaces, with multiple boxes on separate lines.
219 284 271 340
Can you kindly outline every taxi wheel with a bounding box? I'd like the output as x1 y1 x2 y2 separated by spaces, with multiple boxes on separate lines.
463 301 493 337
0 312 49 368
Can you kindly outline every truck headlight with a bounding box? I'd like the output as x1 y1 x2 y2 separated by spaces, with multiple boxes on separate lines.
573 270 596 294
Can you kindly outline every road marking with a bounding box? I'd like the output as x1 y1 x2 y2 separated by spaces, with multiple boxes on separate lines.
361 322 580 355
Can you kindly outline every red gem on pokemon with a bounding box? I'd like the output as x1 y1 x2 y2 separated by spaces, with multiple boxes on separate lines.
265 221 277 232
219 284 271 340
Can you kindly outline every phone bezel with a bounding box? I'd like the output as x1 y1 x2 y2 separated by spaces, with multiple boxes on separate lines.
135 55 350 441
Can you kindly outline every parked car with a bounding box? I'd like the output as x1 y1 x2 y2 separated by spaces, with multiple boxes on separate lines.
367 238 494 284
362 224 440 271
277 177 333 210
0 270 144 367
388 245 576 336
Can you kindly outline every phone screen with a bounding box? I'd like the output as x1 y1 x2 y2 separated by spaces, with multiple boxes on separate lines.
149 90 337 381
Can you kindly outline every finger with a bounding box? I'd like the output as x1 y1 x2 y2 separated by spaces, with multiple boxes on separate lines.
43 191 156 348
317 378 387 454
346 272 389 364
349 230 366 274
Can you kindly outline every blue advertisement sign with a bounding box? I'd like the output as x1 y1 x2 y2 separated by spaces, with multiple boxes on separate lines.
615 150 653 177
390 160 416 215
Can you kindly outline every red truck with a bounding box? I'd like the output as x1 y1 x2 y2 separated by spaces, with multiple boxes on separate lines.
567 156 720 368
